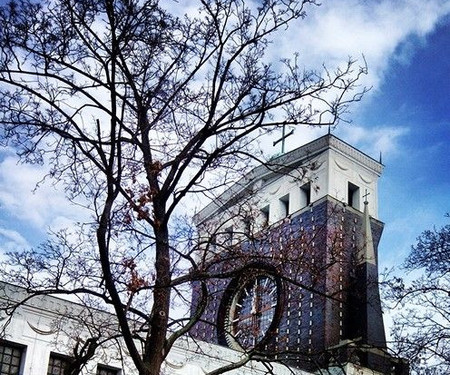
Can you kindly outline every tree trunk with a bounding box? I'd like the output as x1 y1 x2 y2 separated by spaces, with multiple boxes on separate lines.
144 202 171 375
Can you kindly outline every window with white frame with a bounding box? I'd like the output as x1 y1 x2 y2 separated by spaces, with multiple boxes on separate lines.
279 194 290 217
347 182 360 210
300 182 311 208
260 205 270 226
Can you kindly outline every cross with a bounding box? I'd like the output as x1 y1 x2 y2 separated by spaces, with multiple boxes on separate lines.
363 189 370 204
273 125 294 154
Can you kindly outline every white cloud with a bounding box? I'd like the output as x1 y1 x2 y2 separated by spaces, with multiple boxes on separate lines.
271 0 450 89
339 124 409 158
0 227 30 257
0 227 29 248
0 151 86 234
255 0 450 158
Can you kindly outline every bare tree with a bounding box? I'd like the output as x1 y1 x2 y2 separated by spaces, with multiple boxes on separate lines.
387 218 450 374
0 0 367 374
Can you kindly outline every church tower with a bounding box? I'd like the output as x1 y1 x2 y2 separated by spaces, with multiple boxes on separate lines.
190 134 407 374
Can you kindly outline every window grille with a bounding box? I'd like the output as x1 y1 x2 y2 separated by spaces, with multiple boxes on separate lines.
47 353 70 375
0 342 23 375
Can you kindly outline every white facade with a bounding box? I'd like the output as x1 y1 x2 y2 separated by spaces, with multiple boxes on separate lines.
0 282 132 374
0 282 315 375
0 282 385 375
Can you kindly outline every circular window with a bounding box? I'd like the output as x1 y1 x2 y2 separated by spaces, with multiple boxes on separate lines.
223 270 281 351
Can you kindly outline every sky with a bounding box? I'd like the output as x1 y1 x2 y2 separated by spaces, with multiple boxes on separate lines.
271 0 450 271
0 1 450 278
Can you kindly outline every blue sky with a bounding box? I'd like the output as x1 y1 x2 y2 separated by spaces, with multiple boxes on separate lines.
352 12 450 268
1 0 450 274
276 0 450 270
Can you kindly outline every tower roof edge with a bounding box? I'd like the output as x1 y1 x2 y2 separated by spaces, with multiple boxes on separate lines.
195 134 383 224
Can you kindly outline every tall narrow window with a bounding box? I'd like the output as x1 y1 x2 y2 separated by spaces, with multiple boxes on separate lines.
348 182 360 210
261 205 270 227
0 341 23 375
243 216 252 237
209 234 217 252
47 353 70 375
300 183 311 207
280 194 290 217
224 226 233 247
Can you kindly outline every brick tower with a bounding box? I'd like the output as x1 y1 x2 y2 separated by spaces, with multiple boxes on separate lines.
190 134 407 374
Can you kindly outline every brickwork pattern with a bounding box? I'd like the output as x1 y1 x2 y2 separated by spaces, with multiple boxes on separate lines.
190 196 384 371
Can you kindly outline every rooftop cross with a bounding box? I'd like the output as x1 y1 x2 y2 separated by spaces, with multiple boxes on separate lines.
363 189 370 204
273 125 294 154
